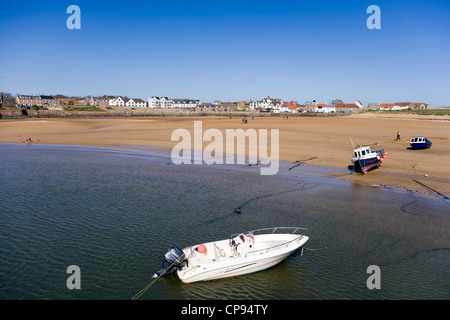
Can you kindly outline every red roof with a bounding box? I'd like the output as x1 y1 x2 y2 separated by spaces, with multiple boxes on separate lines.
380 103 394 108
335 104 357 108
288 101 298 110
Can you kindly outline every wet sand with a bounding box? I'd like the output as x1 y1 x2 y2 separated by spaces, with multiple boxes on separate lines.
1 115 449 197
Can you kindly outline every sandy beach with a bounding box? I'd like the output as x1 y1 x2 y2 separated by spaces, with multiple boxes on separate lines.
1 115 449 197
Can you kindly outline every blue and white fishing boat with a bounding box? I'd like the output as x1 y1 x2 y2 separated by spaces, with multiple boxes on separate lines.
351 146 387 174
410 137 432 150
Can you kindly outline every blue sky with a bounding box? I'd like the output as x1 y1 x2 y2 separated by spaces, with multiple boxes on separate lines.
1 0 449 106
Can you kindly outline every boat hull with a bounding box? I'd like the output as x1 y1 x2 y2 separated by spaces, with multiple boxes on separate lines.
177 232 309 283
410 137 432 150
410 142 432 150
354 157 381 174
178 252 293 283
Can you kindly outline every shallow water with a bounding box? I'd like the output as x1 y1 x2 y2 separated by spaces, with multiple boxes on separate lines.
0 143 448 300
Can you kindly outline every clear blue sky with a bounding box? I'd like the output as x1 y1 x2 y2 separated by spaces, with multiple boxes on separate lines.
1 0 449 106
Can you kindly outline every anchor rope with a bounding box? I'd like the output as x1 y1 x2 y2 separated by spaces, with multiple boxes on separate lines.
131 264 172 300
304 246 328 251
132 251 189 300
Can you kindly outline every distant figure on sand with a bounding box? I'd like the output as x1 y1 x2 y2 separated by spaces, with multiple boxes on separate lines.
396 131 401 141
18 135 22 143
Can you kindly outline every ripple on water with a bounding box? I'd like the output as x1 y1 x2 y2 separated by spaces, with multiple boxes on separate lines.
0 143 448 300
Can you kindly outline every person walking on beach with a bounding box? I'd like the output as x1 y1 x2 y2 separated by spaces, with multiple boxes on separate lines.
18 135 22 143
396 130 401 141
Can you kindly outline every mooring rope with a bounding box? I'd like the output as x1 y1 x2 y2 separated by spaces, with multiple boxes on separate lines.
131 264 172 300
132 249 193 300
300 246 327 256
303 246 328 252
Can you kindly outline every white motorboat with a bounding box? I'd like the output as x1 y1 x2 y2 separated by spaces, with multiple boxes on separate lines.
153 227 309 283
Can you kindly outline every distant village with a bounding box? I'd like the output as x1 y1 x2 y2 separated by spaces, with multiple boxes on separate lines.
1 91 431 114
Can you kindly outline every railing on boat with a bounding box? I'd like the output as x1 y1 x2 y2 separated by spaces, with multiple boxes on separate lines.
230 227 307 239
230 227 308 258
251 227 307 236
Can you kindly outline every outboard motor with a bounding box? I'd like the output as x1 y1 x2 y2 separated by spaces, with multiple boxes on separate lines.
152 246 187 278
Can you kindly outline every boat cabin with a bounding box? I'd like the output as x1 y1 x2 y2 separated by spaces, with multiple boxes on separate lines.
353 146 373 159
410 137 426 144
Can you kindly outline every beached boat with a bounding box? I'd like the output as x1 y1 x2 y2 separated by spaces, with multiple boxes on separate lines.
351 146 387 174
410 137 432 150
153 227 309 283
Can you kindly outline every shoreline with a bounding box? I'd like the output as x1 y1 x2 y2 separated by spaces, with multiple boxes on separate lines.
0 142 448 200
1 115 449 198
0 141 436 199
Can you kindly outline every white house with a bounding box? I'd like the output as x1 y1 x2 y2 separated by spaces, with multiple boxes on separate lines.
171 99 200 108
133 98 147 107
380 103 394 110
314 103 326 113
380 102 429 111
109 96 125 107
124 98 135 107
249 100 258 110
323 104 336 113
148 96 170 108
393 102 413 110
124 98 146 108
312 102 335 113
273 102 290 113
355 100 364 108
251 96 284 111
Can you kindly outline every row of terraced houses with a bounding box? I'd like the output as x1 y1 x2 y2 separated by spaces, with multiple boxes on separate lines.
14 93 429 113
15 94 149 108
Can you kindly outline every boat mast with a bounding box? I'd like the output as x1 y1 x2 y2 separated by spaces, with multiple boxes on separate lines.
349 136 355 150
